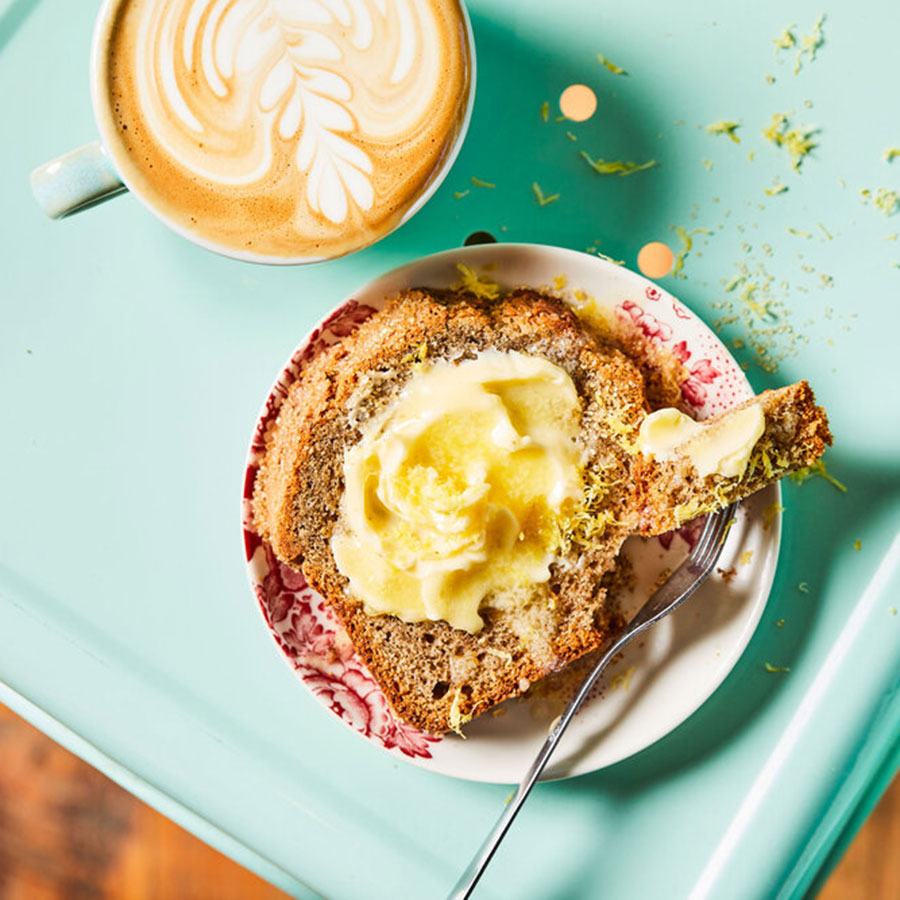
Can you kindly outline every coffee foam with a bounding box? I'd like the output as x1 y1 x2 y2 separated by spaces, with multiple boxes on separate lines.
103 0 470 259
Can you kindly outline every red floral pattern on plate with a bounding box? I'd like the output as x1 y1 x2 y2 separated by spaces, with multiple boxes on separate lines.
242 300 439 760
616 299 673 342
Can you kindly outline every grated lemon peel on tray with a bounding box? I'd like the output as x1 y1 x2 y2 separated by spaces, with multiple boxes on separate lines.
470 176 495 189
532 182 560 206
585 242 625 265
790 459 847 492
609 665 636 692
671 226 712 278
580 152 657 176
597 53 627 75
793 14 826 75
860 187 899 217
762 112 818 172
706 121 741 143
773 24 796 53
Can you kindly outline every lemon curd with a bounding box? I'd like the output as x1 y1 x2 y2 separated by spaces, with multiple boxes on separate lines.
636 404 765 478
330 351 583 633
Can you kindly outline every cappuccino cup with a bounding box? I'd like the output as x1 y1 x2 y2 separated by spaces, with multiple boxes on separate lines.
31 0 475 264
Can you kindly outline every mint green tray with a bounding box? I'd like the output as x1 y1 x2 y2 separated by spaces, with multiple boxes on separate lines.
2 1 899 897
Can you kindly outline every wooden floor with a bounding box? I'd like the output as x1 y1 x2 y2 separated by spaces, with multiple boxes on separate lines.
0 702 895 898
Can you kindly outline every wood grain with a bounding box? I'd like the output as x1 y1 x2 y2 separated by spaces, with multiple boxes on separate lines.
0 704 287 900
0 700 896 898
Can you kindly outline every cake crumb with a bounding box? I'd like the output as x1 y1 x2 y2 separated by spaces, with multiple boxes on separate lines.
717 566 737 583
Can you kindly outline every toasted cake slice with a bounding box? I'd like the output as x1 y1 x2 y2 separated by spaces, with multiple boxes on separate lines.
253 288 649 734
632 381 832 535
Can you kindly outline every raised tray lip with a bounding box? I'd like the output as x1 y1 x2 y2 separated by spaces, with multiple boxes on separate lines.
0 679 318 899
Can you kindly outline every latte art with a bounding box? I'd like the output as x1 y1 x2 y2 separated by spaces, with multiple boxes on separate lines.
104 0 470 259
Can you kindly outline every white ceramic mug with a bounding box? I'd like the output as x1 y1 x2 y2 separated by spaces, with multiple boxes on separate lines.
31 0 476 265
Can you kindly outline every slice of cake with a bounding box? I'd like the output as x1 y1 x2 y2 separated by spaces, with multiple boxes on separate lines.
632 381 832 535
253 288 831 734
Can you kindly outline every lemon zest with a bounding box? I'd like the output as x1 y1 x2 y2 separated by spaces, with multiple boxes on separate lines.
789 459 847 492
448 687 471 737
453 263 500 300
557 465 623 553
794 14 826 75
580 152 657 176
874 188 900 216
597 53 627 75
773 24 796 53
763 502 785 530
532 182 560 206
672 226 712 278
470 176 495 189
609 665 636 692
763 112 818 172
706 121 741 143
673 497 712 525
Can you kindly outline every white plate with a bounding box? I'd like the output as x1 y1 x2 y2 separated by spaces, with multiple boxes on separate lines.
242 243 779 783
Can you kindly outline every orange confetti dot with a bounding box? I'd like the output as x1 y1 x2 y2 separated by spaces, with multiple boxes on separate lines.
637 241 674 278
559 84 597 122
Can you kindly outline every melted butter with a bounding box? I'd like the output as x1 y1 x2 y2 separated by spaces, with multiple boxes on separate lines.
331 351 583 633
638 404 765 478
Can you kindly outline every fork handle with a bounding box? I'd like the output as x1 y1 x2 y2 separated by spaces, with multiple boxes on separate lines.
447 506 735 899
447 631 631 900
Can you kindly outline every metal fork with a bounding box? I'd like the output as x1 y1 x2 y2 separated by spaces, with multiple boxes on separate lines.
448 505 737 899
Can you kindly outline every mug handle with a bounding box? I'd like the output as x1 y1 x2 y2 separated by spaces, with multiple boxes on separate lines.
30 141 126 219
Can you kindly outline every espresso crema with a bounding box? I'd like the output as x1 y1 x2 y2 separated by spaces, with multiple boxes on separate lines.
102 0 471 259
